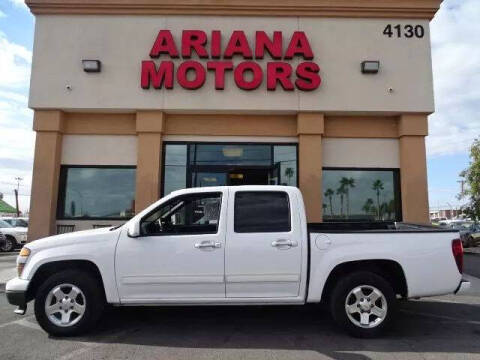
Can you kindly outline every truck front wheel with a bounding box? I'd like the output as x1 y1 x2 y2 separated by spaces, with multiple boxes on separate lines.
34 269 105 336
330 271 397 338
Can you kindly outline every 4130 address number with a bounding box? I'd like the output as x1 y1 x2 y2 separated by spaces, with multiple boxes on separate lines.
383 24 425 38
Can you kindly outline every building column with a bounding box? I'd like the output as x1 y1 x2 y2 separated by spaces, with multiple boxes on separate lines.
297 113 324 222
28 111 65 241
398 114 429 223
135 111 164 213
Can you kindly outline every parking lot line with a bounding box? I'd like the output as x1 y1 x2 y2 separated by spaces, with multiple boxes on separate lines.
0 315 35 329
57 330 129 360
400 309 480 325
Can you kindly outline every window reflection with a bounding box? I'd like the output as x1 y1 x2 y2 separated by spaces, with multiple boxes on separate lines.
274 146 297 186
322 169 401 222
164 145 187 195
59 167 136 219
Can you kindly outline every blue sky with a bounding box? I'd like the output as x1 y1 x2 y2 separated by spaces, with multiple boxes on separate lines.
0 0 478 213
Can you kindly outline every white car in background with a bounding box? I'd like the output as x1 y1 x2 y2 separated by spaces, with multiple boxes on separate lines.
0 219 27 252
1 217 29 228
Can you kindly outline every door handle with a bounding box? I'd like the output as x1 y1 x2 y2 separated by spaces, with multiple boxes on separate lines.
194 241 221 249
271 239 298 248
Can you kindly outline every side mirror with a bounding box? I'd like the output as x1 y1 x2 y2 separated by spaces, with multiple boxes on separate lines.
127 220 141 238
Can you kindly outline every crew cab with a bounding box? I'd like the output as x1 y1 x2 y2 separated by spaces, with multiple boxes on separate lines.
6 186 469 337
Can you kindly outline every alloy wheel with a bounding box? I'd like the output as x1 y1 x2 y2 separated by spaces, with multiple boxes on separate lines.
44 284 86 327
345 285 388 328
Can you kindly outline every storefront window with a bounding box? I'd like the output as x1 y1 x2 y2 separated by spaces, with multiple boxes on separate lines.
322 169 401 222
163 143 298 196
164 144 187 195
274 146 297 186
58 166 136 219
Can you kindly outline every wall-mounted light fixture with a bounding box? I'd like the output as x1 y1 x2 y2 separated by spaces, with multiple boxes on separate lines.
361 61 380 74
82 59 102 73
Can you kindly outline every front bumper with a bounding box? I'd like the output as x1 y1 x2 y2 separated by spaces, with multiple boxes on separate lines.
6 291 27 308
455 279 471 294
6 278 30 309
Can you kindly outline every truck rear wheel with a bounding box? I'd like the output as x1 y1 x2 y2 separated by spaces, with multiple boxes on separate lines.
34 269 105 336
330 271 397 338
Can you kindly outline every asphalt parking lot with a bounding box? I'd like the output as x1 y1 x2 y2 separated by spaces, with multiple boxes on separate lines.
1 254 480 360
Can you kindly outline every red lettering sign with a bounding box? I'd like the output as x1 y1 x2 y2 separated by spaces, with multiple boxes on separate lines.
141 30 322 91
207 61 234 90
234 61 263 90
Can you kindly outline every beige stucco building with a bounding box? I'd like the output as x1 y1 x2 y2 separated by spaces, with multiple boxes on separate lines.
26 0 442 241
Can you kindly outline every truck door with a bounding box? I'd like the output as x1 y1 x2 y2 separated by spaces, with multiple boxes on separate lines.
225 189 302 298
115 190 227 302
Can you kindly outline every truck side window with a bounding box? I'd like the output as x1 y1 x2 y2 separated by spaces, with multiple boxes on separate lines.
234 191 291 233
141 193 222 236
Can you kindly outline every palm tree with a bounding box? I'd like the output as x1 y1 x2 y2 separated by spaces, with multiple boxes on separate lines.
340 177 355 218
336 185 347 218
284 167 294 185
362 198 374 216
324 188 335 216
372 179 384 220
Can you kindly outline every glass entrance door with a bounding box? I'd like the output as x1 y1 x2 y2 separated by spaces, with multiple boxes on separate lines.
163 142 298 196
191 167 271 187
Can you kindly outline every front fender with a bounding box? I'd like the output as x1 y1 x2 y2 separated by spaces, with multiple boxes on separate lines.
23 240 119 304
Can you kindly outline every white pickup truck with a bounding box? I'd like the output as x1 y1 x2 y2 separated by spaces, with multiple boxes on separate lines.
6 186 469 337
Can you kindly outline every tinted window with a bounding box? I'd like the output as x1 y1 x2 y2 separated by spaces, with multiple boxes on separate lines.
322 169 401 222
58 167 136 220
234 192 291 233
141 193 221 236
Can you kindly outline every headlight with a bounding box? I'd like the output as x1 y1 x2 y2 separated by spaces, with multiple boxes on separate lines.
19 247 30 257
17 247 31 277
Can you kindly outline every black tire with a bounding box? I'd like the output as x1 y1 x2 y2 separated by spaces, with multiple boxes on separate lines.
1 236 15 252
468 236 475 248
34 269 105 337
330 271 397 338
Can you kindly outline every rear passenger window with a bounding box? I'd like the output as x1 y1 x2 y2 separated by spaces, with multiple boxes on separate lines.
234 192 291 233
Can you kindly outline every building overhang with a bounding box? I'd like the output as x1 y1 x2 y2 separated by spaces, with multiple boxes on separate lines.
25 0 443 19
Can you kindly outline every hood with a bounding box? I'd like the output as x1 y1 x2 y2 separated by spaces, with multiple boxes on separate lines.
26 226 121 251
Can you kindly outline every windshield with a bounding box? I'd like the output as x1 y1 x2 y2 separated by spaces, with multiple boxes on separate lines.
0 219 12 228
14 219 28 227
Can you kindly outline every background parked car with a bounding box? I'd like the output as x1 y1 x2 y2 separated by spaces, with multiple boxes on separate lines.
0 219 27 252
462 224 480 248
444 222 478 248
1 217 28 228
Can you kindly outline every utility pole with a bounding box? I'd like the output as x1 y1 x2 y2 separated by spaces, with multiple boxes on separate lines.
14 177 22 217
458 179 466 196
